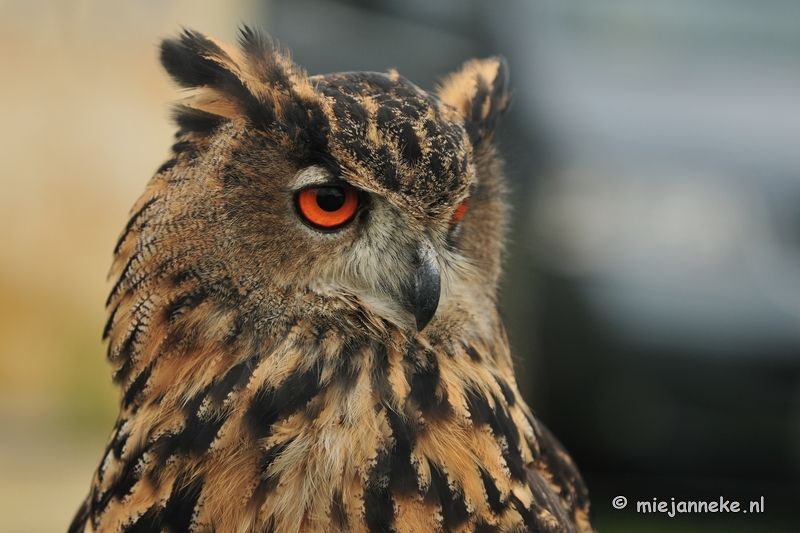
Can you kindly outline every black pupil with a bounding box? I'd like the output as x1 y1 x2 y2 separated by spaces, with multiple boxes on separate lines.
316 187 346 212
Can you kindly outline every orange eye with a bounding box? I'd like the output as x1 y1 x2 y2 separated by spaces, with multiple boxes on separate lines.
450 199 469 226
297 185 359 229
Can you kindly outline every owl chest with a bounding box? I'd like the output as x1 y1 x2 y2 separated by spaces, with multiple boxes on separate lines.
201 353 534 533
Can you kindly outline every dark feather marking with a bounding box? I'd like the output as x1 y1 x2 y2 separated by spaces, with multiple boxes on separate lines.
107 264 133 308
258 438 295 474
348 99 369 124
172 104 226 134
363 489 394 533
303 392 326 422
112 321 146 378
428 460 469 530
122 506 161 533
171 140 197 158
535 421 593 514
113 197 158 256
462 120 480 150
185 411 227 457
369 342 390 397
97 445 148 512
466 388 526 481
146 390 226 476
111 424 130 460
493 396 526 482
485 57 510 138
466 56 509 148
400 104 420 120
156 158 178 175
165 288 210 322
294 102 335 167
122 361 154 409
160 30 237 88
465 344 481 362
384 407 418 495
470 80 490 124
465 386 494 427
173 267 201 286
209 358 253 405
427 149 446 182
479 467 506 515
349 139 371 164
67 498 90 533
456 153 468 175
508 494 534 533
148 433 181 477
331 92 364 134
249 475 280 514
386 82 417 101
245 357 323 440
113 355 133 385
115 303 146 352
495 376 516 407
330 489 348 530
312 324 329 346
363 453 395 533
422 119 438 137
103 304 118 341
408 345 452 420
381 161 398 191
238 26 292 90
376 106 395 128
397 122 422 162
374 145 400 191
331 341 362 391
503 448 527 484
181 389 226 454
161 474 204 532
493 396 521 452
223 313 246 347
107 250 142 306
242 32 327 150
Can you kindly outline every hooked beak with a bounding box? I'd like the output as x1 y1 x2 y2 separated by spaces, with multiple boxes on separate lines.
403 240 441 331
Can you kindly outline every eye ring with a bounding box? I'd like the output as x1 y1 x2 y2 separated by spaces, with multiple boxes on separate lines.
450 198 469 226
296 185 359 229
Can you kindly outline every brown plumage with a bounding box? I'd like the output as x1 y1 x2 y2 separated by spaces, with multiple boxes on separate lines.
69 27 594 533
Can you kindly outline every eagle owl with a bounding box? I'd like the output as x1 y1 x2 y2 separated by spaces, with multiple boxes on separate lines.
69 27 594 533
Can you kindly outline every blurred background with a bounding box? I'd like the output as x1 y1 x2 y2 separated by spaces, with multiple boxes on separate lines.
1 0 798 531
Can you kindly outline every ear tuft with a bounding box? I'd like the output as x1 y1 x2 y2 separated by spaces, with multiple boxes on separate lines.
160 29 257 132
160 29 241 91
158 27 331 160
436 57 510 148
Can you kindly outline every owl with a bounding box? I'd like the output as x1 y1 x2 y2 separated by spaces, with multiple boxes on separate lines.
68 27 594 533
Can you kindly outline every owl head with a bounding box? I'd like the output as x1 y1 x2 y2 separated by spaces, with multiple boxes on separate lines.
109 27 509 368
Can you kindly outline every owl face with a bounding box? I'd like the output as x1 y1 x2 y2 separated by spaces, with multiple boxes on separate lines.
149 28 509 334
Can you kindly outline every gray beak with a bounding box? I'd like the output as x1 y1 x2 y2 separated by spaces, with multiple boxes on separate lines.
403 240 441 331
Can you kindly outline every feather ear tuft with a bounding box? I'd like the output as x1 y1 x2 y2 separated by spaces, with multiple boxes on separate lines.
159 27 327 148
436 57 510 148
159 27 331 162
160 29 243 91
160 28 259 131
